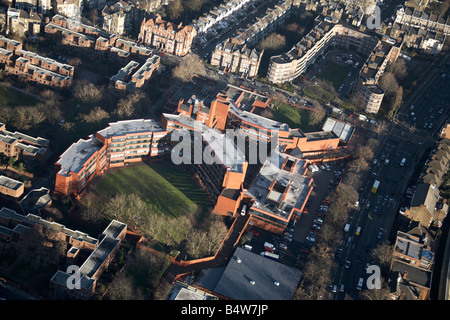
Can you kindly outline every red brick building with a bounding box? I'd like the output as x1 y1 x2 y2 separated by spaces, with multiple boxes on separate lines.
54 119 169 197
138 14 197 57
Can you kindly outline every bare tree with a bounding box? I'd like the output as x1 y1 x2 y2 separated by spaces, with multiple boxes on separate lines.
74 79 102 103
360 278 392 300
172 54 206 83
256 33 286 51
309 103 326 126
370 241 394 276
166 0 183 20
387 59 407 81
348 156 369 173
379 72 399 98
104 193 129 220
82 106 109 123
185 0 206 11
106 274 145 300
0 106 15 123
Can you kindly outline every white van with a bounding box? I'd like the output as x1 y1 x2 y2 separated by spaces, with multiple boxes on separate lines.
241 204 247 216
357 278 364 290
344 224 350 232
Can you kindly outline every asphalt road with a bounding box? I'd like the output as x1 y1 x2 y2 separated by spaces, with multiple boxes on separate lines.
327 54 450 300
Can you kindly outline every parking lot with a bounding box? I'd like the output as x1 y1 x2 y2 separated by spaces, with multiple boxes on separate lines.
241 160 346 270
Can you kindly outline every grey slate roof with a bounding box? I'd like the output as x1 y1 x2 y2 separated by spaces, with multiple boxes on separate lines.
212 247 302 300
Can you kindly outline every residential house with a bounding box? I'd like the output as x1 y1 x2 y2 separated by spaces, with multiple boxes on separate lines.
138 14 197 57
211 39 263 78
102 0 137 36
0 121 49 164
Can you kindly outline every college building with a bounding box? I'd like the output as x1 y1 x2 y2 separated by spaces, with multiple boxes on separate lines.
55 79 354 235
54 119 170 197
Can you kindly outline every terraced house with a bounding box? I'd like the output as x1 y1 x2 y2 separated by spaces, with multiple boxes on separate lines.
0 35 74 87
0 122 49 164
45 14 152 61
211 40 263 78
138 14 197 56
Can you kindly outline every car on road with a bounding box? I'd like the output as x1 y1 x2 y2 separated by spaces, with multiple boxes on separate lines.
314 218 323 225
377 231 383 239
332 285 337 293
345 260 351 269
357 278 364 290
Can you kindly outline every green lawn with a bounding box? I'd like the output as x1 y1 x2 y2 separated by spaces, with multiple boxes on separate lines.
318 61 351 89
95 163 209 218
303 85 335 103
271 102 320 132
0 86 38 106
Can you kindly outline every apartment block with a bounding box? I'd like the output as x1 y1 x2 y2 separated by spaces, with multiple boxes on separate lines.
54 119 169 197
393 229 435 271
159 82 349 231
211 39 263 78
45 14 152 61
0 175 24 198
0 206 127 299
50 219 127 299
267 18 402 114
110 55 160 91
138 14 197 57
0 122 49 164
0 35 74 87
